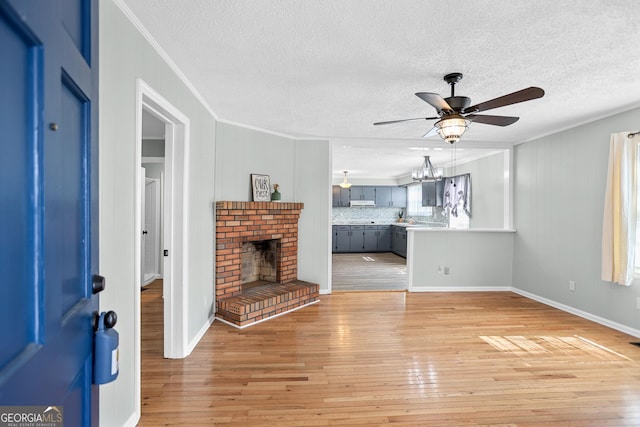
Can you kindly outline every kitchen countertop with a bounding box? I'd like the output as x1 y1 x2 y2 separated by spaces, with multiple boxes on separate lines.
331 221 514 232
332 221 447 228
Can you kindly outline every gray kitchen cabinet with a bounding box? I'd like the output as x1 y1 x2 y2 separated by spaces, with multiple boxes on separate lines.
421 180 445 207
363 226 378 252
333 224 394 253
422 181 437 207
332 186 351 207
334 225 351 252
332 226 337 250
390 228 397 252
349 225 365 251
391 186 407 208
350 186 376 201
374 186 406 207
377 225 392 251
375 186 392 207
391 225 407 257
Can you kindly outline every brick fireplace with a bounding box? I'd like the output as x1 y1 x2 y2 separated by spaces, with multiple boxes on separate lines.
215 201 319 327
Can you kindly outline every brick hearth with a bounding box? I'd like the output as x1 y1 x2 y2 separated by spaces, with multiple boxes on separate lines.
215 201 319 327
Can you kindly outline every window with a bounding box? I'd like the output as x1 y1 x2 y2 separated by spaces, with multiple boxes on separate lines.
406 180 470 229
406 183 433 217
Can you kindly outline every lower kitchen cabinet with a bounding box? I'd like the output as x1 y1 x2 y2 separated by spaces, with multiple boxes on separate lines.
334 225 351 252
377 225 392 251
391 225 407 257
349 226 365 251
333 224 394 253
363 226 378 252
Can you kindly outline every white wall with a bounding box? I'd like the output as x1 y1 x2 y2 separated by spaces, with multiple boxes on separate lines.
409 229 514 290
513 107 640 333
215 122 331 292
99 1 216 425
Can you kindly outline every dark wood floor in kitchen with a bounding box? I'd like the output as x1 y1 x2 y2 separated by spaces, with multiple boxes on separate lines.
332 252 407 291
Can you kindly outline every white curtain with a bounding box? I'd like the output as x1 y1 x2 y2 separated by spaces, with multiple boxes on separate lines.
601 132 638 286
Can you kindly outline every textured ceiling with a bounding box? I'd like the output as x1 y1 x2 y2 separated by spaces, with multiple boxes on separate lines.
123 0 640 179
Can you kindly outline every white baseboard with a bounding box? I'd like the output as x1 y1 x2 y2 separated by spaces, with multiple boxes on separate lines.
409 286 512 292
185 314 216 356
512 288 640 339
121 411 140 427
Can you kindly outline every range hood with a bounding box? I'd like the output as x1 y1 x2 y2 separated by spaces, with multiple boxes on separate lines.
350 200 375 207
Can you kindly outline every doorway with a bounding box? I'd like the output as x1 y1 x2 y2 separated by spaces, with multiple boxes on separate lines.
331 252 407 291
141 112 165 287
134 79 190 416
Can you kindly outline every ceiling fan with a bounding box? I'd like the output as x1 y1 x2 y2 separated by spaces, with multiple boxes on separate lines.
374 73 544 143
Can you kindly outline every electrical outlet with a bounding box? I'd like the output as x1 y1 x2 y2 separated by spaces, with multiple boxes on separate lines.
636 297 640 310
444 267 450 275
569 281 576 292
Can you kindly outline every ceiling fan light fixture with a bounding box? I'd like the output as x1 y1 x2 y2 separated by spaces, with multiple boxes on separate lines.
436 116 469 144
339 170 352 189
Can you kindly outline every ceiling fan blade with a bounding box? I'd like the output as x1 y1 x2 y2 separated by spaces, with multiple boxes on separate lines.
415 92 453 113
373 116 439 126
463 87 544 114
465 114 520 127
422 126 439 138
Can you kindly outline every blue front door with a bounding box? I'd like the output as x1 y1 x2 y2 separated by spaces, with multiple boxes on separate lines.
0 0 99 425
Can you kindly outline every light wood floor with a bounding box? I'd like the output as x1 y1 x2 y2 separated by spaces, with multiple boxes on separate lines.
332 252 407 291
140 283 640 426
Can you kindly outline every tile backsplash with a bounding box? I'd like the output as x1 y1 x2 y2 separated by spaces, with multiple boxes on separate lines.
332 207 449 226
332 207 402 223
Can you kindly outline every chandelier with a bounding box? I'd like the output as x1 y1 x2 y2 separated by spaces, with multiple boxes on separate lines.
412 156 443 182
339 170 352 189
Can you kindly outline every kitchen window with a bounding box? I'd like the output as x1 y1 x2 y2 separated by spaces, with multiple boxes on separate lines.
406 183 433 217
406 181 470 228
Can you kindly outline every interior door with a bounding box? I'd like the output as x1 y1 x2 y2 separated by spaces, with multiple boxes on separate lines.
145 178 160 281
141 167 147 286
0 1 99 425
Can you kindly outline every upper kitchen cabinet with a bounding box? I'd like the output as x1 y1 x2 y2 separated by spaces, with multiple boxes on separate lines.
349 186 376 201
375 186 392 206
422 181 437 207
391 186 407 208
421 180 445 207
332 186 351 207
376 186 407 207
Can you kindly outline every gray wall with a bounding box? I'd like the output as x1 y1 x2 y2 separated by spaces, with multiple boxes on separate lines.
215 122 331 292
99 1 216 425
409 230 514 290
445 151 506 229
513 107 640 333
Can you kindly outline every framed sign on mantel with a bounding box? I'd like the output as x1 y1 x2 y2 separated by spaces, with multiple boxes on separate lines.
251 174 271 202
